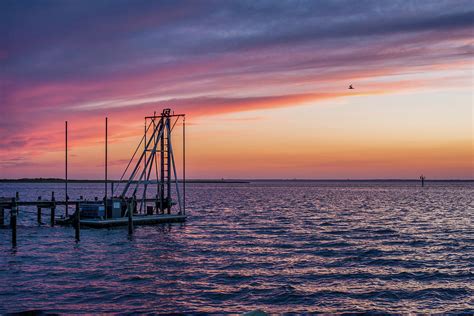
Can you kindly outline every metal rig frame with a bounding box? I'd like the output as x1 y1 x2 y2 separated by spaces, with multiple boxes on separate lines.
114 108 185 216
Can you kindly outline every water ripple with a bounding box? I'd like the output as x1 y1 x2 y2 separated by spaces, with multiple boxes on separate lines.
1 181 473 313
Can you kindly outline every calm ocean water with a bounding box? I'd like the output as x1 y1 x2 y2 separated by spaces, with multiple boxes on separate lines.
0 181 473 314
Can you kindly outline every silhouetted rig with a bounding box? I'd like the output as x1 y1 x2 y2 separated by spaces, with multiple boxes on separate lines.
0 109 186 245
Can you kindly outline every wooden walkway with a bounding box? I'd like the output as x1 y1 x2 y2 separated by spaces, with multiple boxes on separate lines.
56 214 186 228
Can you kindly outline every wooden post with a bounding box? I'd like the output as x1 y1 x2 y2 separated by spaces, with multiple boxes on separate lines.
11 200 17 247
132 194 137 214
0 207 4 226
75 203 80 241
15 192 19 215
37 196 42 224
37 206 42 224
51 191 56 227
128 199 133 235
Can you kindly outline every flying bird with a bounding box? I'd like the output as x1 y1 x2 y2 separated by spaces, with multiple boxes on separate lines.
348 84 354 89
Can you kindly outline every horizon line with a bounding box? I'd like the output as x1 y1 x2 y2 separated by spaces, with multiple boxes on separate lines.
0 178 472 182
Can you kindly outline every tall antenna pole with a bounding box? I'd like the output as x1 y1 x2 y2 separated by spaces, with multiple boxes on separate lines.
65 121 68 217
183 115 185 215
144 118 147 184
105 117 108 219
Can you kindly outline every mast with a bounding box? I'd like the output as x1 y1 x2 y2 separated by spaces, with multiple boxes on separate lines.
65 121 68 217
105 117 108 219
183 115 185 215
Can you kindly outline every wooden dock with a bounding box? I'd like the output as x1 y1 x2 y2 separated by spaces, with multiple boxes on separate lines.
0 193 187 246
56 214 186 228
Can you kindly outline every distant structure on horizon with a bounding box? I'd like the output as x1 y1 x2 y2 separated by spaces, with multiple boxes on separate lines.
420 175 426 187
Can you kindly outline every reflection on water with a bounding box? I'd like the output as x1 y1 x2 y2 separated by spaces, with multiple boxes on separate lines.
0 181 473 313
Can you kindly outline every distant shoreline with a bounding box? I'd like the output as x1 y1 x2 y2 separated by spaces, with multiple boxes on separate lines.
0 178 472 183
0 178 250 184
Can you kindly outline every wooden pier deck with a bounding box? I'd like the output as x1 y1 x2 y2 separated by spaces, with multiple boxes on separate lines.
56 214 186 228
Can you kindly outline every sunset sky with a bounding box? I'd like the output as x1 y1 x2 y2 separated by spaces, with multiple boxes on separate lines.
1 0 473 179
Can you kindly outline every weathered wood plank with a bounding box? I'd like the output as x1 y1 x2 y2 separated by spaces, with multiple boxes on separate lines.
59 214 186 228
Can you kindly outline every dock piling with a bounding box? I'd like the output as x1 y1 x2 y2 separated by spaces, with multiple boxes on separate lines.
11 201 17 246
51 191 56 227
37 196 42 224
128 200 133 235
75 203 80 241
15 192 19 215
132 194 137 214
0 207 4 226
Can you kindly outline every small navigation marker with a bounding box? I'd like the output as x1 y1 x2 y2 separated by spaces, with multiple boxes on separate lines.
420 175 426 187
